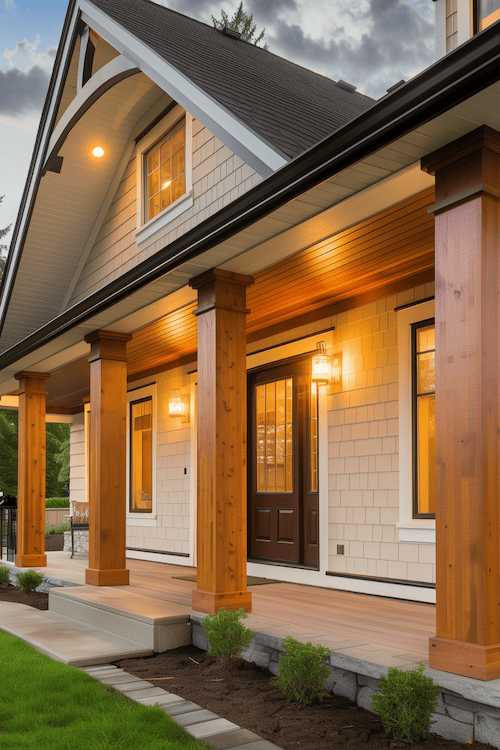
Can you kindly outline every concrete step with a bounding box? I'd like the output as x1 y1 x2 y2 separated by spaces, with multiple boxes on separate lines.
0 601 153 666
49 586 192 653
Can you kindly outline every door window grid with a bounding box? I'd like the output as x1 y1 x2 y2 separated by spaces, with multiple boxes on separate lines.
256 378 293 493
130 397 153 513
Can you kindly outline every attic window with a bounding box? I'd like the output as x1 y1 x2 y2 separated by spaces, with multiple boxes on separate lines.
145 119 186 222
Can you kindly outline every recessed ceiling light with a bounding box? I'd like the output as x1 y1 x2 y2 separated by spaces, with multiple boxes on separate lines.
93 147 104 157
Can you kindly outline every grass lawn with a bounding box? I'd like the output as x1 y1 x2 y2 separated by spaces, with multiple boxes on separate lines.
0 631 211 750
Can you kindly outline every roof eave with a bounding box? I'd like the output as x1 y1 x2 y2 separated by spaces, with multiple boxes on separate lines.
2 24 500 372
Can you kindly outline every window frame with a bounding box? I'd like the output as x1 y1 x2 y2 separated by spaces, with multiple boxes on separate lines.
411 319 436 520
126 384 157 525
397 300 435 544
474 0 500 31
135 107 193 247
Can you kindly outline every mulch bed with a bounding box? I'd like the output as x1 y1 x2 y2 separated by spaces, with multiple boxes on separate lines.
0 583 49 610
115 646 494 750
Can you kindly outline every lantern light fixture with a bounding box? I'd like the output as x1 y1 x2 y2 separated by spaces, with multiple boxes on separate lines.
92 146 104 158
312 341 331 384
168 389 190 422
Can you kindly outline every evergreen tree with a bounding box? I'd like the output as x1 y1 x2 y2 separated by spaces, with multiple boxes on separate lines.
0 410 18 495
0 195 11 281
212 2 268 48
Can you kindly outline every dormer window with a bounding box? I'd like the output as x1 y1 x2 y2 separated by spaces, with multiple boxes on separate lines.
135 108 193 246
146 119 186 221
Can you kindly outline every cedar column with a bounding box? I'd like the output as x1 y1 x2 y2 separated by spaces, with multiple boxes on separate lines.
84 330 132 586
422 126 500 680
190 268 254 613
14 371 49 567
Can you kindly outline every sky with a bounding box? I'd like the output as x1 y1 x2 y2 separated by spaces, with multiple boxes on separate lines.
0 0 436 247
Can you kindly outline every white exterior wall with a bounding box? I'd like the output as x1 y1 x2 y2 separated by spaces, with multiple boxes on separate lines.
69 116 261 305
69 412 86 504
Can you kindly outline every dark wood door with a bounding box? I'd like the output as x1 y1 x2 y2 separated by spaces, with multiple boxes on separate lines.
248 358 319 568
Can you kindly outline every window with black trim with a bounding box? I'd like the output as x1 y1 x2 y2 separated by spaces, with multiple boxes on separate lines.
474 0 500 31
145 118 185 223
129 396 153 513
412 320 435 518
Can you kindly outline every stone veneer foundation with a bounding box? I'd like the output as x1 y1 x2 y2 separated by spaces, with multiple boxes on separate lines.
191 615 500 748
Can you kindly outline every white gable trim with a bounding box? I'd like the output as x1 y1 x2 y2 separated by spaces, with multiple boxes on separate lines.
79 0 287 178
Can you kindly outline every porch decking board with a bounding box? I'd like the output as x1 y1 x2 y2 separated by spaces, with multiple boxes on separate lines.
33 554 435 658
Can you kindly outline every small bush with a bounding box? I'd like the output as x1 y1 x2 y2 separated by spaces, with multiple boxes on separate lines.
371 663 440 742
45 498 70 508
0 566 11 584
203 607 254 661
16 570 44 593
45 521 71 534
272 636 329 705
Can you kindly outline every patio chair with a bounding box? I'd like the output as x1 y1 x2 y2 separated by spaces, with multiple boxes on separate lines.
70 501 89 558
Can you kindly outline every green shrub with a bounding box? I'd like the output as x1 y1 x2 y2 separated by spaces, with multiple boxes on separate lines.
45 521 71 534
272 636 329 705
16 570 44 593
0 566 11 584
45 498 70 508
371 663 440 742
203 607 254 661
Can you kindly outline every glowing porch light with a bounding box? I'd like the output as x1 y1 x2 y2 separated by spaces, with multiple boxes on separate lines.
92 146 104 157
312 341 331 384
168 389 190 422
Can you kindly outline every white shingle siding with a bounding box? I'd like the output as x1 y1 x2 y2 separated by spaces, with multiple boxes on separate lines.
69 413 86 503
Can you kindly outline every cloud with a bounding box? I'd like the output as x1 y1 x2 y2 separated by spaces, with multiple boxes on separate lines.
5 0 16 9
4 36 56 75
0 65 49 116
267 0 434 98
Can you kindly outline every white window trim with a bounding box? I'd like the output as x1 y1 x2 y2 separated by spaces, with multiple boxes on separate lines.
126 384 157 527
397 300 435 544
135 107 193 247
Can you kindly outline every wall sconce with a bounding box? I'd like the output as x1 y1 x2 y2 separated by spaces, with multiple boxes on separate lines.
312 341 331 384
168 389 190 423
332 352 342 386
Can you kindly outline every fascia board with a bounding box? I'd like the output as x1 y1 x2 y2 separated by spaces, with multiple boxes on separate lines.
0 1 82 335
79 0 287 177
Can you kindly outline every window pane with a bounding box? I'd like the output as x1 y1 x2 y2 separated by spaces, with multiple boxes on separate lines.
417 325 435 353
171 175 185 203
145 121 185 221
417 393 436 515
172 147 185 180
147 150 160 174
255 378 293 493
130 399 152 512
310 383 318 492
479 0 500 29
148 170 159 198
417 351 435 394
172 126 185 154
160 140 171 165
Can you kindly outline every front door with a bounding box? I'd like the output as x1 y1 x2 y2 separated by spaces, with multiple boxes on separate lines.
248 357 319 568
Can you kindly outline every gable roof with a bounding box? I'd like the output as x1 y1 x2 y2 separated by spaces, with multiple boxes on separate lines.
87 0 374 160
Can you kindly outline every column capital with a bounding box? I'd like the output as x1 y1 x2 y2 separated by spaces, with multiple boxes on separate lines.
85 329 132 363
14 371 50 395
422 125 500 214
189 268 254 316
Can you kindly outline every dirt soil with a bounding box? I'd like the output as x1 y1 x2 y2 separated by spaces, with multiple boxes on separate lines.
0 583 48 610
115 646 493 750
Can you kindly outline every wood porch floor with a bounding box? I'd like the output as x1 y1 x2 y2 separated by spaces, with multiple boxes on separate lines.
36 552 435 669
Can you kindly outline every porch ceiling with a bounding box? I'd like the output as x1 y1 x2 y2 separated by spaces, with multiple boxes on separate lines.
40 186 435 411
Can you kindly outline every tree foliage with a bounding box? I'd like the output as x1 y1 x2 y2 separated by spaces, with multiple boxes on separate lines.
0 410 70 498
0 195 11 281
212 2 268 48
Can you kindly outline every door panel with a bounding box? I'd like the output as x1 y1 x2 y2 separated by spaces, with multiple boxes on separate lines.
248 358 319 567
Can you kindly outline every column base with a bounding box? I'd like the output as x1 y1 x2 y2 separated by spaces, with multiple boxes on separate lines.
192 588 252 614
15 554 47 567
429 636 500 680
85 568 130 586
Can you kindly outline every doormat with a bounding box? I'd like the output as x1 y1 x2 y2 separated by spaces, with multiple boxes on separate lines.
173 575 281 586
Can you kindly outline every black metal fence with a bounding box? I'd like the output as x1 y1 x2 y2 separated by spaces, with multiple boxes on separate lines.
0 505 16 562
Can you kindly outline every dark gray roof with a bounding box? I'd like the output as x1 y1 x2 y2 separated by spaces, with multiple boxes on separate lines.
88 0 374 160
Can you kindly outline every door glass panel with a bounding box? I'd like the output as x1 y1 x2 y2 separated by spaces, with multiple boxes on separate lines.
255 378 293 492
310 383 318 492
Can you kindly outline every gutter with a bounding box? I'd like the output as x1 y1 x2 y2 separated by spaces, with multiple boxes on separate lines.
2 24 500 371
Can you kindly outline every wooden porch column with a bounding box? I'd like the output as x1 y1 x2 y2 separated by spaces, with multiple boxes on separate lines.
422 126 500 680
190 268 254 613
14 371 49 567
84 330 132 586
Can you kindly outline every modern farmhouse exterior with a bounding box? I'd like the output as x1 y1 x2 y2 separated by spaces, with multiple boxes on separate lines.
2 0 500 680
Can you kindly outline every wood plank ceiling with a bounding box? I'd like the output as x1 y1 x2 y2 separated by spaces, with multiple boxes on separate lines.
44 187 435 411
